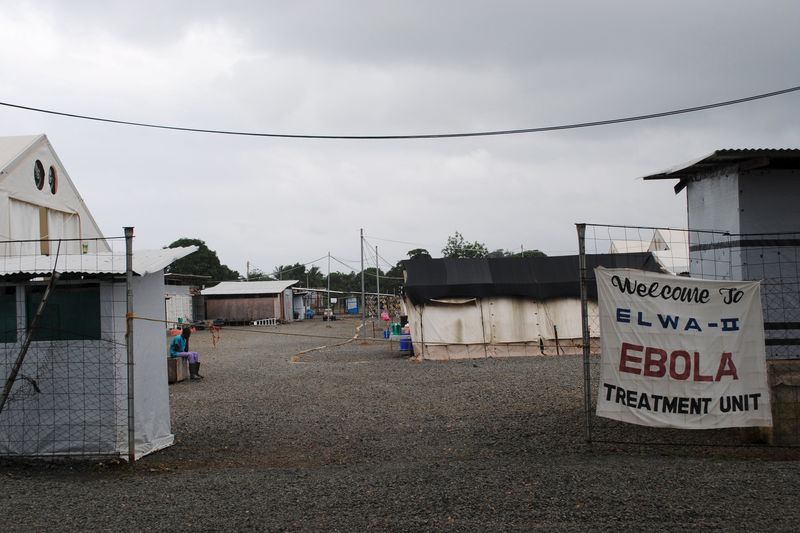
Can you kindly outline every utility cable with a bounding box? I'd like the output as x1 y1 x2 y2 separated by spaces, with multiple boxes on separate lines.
1 84 798 139
330 255 360 272
364 235 431 247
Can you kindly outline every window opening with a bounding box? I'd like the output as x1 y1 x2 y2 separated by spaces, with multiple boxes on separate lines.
0 286 16 343
26 284 101 341
34 160 45 189
48 166 58 194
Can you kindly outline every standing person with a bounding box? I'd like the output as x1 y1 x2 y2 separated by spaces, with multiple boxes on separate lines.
170 326 204 380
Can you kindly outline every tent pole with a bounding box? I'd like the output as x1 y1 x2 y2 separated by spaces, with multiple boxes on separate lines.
125 226 136 463
327 252 331 310
376 245 380 319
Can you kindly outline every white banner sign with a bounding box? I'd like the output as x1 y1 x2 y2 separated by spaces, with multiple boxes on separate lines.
595 267 772 429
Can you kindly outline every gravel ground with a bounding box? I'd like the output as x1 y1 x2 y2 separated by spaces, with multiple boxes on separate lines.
2 316 800 531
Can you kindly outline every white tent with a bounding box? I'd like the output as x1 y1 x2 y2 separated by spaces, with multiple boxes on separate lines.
405 296 596 360
0 134 109 255
0 134 196 460
403 254 663 361
609 229 690 275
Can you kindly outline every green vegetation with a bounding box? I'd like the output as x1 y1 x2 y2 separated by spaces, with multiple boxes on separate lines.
166 232 545 294
165 238 240 281
441 231 489 258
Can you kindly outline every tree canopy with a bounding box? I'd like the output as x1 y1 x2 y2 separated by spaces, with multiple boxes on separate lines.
268 263 325 288
165 238 240 281
488 248 547 258
406 248 431 259
168 231 545 294
441 231 489 258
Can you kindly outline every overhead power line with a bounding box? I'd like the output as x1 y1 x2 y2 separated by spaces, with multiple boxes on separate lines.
364 235 430 246
330 255 360 272
268 255 328 277
1 84 798 140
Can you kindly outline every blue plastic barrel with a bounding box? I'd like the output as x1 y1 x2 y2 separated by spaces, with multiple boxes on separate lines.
399 337 411 351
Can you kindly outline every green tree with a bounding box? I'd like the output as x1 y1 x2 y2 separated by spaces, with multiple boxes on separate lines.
165 238 240 281
487 248 547 258
246 267 273 281
328 271 359 292
512 249 547 258
406 248 431 259
441 231 489 258
306 265 325 288
273 263 307 280
380 262 405 295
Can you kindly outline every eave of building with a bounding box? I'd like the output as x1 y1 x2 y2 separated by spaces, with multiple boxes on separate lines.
641 149 800 193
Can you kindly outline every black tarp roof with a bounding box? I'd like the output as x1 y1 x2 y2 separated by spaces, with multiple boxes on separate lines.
403 253 663 304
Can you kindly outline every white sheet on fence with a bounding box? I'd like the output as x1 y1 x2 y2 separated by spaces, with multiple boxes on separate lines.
0 272 174 460
595 267 772 429
405 296 598 360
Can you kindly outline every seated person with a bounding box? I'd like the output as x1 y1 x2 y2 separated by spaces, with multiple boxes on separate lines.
169 326 203 380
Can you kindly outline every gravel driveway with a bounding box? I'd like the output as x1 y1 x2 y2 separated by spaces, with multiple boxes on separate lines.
1 317 799 531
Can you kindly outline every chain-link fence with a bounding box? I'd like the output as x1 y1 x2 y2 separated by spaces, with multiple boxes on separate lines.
578 223 800 446
363 294 402 320
0 235 134 459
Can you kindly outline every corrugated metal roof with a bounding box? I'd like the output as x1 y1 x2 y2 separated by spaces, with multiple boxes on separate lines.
202 280 299 296
0 246 197 276
641 149 800 193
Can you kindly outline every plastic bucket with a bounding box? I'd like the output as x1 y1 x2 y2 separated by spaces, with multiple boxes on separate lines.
399 337 411 351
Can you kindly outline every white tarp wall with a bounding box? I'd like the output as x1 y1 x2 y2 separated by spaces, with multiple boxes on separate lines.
128 271 174 458
0 272 173 459
293 294 306 320
283 288 293 321
165 285 193 325
406 296 599 361
0 280 124 456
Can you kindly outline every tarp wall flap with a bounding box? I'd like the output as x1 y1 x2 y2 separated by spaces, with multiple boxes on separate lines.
406 296 600 360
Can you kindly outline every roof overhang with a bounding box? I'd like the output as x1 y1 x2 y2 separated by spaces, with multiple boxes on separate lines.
0 246 198 278
201 280 299 296
641 149 800 193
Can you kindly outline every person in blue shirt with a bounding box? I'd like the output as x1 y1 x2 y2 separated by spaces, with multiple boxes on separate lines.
170 327 203 380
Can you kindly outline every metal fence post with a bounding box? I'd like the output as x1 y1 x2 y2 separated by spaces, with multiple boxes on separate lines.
577 223 592 444
360 228 365 337
125 227 135 462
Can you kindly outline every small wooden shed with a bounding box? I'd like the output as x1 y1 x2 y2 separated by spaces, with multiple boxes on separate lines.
201 280 299 324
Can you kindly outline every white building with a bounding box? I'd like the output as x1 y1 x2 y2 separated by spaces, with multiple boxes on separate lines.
643 148 800 359
0 134 108 255
0 134 195 460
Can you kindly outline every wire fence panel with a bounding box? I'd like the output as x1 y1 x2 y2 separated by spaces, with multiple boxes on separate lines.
578 224 800 447
364 294 403 321
0 236 130 458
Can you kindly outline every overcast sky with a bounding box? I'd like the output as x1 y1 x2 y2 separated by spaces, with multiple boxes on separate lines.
1 1 798 276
